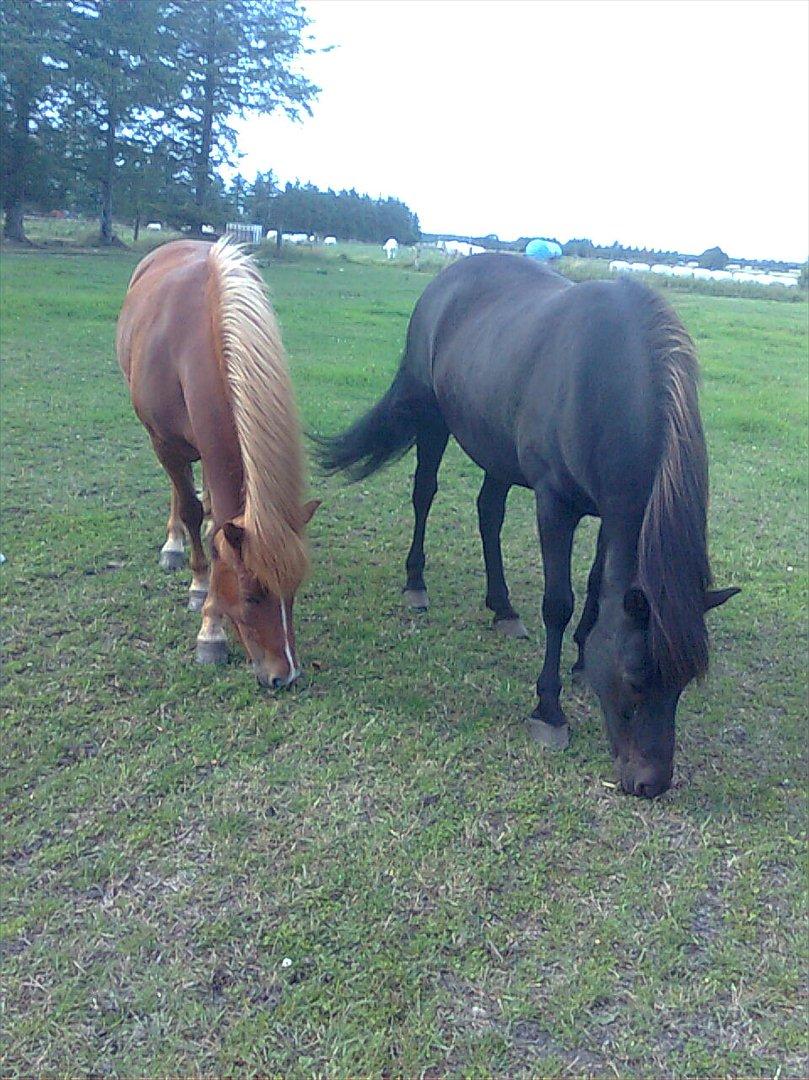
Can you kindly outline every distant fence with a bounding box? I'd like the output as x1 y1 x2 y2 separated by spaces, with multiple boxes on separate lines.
225 223 263 246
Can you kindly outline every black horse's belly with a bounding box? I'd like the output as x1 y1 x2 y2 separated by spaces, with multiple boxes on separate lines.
433 352 528 485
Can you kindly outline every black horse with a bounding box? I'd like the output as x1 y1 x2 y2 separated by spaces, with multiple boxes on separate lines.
318 254 738 797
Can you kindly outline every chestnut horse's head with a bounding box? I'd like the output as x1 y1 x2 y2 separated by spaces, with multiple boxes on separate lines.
212 502 319 689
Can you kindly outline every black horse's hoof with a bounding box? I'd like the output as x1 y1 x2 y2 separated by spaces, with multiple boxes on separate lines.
159 549 186 571
403 588 429 612
494 616 529 639
195 639 228 664
571 662 586 686
187 589 207 612
528 718 570 749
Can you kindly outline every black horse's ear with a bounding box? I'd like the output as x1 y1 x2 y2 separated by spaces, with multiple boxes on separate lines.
624 587 651 625
704 587 740 612
222 520 245 555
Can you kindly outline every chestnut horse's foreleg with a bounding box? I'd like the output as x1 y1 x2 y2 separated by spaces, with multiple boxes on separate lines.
530 487 580 748
477 474 528 639
572 523 606 679
403 418 449 611
195 593 228 665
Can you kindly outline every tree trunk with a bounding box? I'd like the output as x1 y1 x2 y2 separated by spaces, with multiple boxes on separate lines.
133 207 140 242
195 76 215 214
194 6 217 221
99 111 116 245
4 87 32 243
3 201 27 243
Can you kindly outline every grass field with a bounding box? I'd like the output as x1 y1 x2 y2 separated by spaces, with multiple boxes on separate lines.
1 245 807 1076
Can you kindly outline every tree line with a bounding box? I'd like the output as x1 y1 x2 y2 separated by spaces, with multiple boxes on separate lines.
244 177 420 244
0 0 318 244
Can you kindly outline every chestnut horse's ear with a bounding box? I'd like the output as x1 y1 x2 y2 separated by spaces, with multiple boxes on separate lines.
624 587 651 625
704 587 740 612
222 520 245 555
301 499 321 525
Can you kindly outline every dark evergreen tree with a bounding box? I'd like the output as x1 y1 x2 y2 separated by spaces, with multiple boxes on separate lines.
698 246 729 270
166 1 318 228
57 0 178 245
0 0 67 241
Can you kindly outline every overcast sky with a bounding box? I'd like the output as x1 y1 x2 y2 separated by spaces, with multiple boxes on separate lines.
234 0 809 261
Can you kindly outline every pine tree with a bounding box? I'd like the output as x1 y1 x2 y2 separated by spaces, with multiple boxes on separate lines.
166 1 318 230
0 1 67 241
58 0 177 245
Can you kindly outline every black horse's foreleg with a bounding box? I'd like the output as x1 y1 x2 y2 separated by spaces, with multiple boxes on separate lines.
532 488 579 742
403 418 449 610
477 474 528 637
572 523 606 677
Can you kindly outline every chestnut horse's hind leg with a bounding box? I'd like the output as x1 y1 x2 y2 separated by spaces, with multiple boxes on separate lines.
159 485 187 571
403 417 449 611
572 523 606 680
477 474 528 639
199 464 213 539
529 486 580 748
153 442 210 613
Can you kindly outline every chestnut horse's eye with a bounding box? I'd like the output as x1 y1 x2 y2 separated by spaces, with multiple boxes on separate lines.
245 594 262 606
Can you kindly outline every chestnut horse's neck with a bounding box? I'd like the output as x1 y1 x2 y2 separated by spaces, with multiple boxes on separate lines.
207 239 308 596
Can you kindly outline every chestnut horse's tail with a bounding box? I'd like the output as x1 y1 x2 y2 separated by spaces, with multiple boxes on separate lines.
632 282 712 688
208 238 308 596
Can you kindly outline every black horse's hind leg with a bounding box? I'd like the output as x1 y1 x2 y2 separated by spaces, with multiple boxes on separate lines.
572 523 606 678
530 487 580 747
403 417 450 610
477 474 528 638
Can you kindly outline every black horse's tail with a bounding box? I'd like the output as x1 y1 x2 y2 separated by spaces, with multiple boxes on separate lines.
314 367 422 481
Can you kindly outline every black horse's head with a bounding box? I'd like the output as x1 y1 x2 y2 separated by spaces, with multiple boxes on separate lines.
584 586 739 798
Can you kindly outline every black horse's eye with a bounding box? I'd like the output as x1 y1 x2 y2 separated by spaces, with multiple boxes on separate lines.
627 678 645 697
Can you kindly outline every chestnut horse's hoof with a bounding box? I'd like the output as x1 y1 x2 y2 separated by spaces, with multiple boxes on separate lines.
195 639 228 664
159 549 186 571
494 616 529 639
527 718 570 749
187 589 207 612
403 588 429 612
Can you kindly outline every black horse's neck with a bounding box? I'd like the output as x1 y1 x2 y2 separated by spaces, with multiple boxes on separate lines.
601 520 641 598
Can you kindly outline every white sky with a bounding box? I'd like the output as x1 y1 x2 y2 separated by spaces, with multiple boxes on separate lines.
234 0 809 261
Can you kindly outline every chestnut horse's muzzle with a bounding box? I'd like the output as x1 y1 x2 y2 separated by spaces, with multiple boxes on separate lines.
255 667 300 691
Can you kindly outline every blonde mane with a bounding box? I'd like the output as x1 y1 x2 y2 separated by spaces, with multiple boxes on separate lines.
209 238 308 595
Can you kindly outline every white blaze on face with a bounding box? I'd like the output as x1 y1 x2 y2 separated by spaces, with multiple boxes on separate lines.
279 599 299 683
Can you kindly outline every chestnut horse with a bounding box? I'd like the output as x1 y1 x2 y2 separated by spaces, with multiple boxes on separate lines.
117 239 318 688
317 254 738 796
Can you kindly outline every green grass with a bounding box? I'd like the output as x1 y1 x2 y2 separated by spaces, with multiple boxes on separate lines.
1 245 807 1076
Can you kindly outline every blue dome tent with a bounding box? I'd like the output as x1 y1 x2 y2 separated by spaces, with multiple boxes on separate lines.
525 238 562 261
